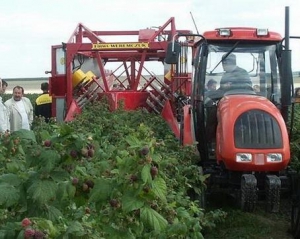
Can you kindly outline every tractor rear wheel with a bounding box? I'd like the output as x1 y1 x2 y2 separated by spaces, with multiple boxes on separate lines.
240 174 257 212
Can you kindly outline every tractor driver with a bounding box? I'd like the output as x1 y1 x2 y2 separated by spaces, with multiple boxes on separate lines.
220 53 252 91
204 54 252 152
205 53 252 102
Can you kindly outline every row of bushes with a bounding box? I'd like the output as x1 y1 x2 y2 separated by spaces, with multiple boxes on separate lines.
0 99 228 238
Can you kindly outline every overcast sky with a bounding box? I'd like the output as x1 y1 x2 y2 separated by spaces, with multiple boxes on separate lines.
0 0 300 78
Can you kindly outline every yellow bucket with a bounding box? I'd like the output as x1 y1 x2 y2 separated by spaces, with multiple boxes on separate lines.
85 71 96 83
164 70 172 81
72 69 86 88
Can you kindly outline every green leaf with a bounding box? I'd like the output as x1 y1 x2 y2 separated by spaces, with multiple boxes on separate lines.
152 177 167 202
11 129 36 142
0 222 20 234
168 223 188 236
0 183 20 207
56 181 71 201
73 138 85 150
50 170 70 182
47 205 63 222
17 145 25 156
116 156 124 166
17 230 25 239
75 165 88 176
59 124 73 137
39 130 52 141
89 178 112 203
103 227 136 239
66 182 76 198
6 161 21 173
27 179 58 205
122 194 144 213
140 206 168 232
55 183 65 201
0 173 22 187
31 217 59 237
151 153 162 163
176 207 191 219
125 135 142 148
141 164 152 184
37 150 61 172
66 221 85 236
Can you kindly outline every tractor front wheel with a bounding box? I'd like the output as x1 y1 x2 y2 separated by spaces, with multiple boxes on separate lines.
240 174 257 212
265 175 281 213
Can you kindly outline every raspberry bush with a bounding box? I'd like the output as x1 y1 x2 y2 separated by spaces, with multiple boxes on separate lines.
0 100 226 238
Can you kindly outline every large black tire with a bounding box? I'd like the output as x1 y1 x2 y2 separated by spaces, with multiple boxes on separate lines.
265 175 281 213
240 174 257 212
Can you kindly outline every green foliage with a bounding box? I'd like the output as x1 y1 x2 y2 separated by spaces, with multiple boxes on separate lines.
0 100 225 238
289 104 300 171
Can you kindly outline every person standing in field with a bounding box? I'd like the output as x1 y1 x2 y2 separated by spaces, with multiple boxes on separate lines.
1 79 8 93
34 82 52 122
0 78 10 133
5 86 33 132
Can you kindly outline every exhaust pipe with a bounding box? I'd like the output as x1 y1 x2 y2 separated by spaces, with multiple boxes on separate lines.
281 6 292 123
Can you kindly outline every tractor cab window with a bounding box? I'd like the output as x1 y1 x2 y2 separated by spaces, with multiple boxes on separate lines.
204 44 280 103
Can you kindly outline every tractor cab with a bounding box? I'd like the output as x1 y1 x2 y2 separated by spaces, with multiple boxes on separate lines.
165 25 294 212
194 38 285 163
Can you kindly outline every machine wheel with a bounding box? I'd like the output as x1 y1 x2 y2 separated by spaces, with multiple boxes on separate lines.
265 175 281 213
240 174 257 212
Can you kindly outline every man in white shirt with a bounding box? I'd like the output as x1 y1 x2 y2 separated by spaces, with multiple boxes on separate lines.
0 78 10 133
5 86 33 132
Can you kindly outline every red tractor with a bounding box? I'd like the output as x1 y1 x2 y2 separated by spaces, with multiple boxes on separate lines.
165 6 300 214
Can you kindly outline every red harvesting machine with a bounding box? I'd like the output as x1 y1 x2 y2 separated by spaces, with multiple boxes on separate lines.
47 18 194 144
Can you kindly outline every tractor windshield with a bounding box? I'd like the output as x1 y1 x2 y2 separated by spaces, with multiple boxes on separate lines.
204 43 280 103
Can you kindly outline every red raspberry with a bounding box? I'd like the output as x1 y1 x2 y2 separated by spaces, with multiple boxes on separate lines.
24 228 35 238
21 218 32 228
34 230 45 239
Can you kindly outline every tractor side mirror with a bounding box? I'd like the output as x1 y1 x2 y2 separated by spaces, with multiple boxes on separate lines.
165 42 181 64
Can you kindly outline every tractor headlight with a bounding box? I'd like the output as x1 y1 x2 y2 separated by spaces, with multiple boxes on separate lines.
218 28 231 37
236 153 252 162
266 153 282 162
256 28 269 36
